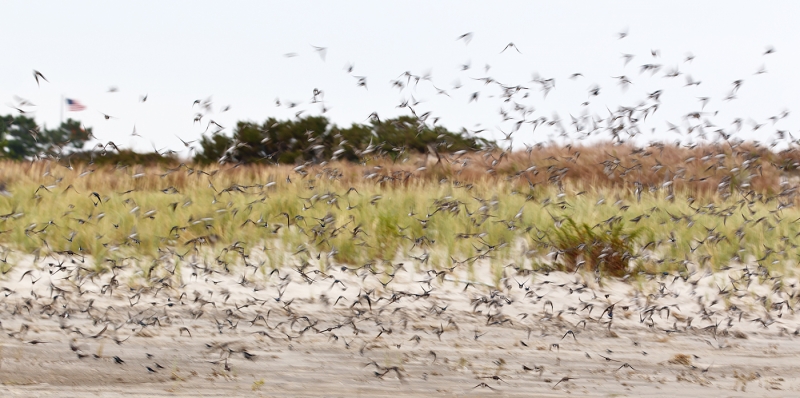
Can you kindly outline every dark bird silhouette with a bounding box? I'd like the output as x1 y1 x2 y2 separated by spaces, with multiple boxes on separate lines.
457 32 473 45
473 382 496 390
554 377 576 388
33 70 48 87
501 42 521 54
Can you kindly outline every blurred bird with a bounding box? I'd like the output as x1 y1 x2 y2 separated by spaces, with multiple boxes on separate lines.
33 70 48 86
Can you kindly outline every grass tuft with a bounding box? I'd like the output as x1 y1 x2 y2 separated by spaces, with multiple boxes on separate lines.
548 216 642 277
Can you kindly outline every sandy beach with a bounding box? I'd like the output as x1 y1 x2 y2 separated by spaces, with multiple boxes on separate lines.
1 254 799 397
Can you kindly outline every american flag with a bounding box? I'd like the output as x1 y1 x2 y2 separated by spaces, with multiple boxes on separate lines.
66 98 86 111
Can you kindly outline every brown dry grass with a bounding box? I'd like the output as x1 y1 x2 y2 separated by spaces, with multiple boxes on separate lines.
2 140 798 196
669 353 693 366
497 141 798 195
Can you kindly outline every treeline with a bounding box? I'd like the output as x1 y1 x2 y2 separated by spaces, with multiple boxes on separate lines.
0 115 91 160
194 115 491 165
0 114 491 165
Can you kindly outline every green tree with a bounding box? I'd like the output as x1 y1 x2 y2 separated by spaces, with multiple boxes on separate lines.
0 114 39 160
194 115 491 165
0 114 91 160
43 119 91 150
349 116 489 160
195 132 234 164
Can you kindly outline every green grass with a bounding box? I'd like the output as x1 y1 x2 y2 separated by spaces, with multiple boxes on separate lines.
1 161 800 281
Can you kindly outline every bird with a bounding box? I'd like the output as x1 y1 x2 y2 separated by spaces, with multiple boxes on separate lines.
311 45 327 61
473 382 496 390
175 135 196 147
621 53 634 66
501 42 522 53
617 363 636 371
456 32 473 45
553 377 576 388
33 70 48 86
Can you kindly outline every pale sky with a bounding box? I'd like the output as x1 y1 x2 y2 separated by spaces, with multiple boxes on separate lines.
3 1 799 155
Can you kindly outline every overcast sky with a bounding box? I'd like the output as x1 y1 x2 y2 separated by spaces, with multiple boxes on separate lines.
3 1 799 155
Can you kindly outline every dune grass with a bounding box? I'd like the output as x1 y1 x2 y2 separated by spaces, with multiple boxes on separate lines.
1 141 800 281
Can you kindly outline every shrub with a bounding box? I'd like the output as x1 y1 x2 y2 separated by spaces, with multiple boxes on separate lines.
548 216 642 277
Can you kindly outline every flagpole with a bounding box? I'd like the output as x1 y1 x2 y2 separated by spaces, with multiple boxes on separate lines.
60 95 64 125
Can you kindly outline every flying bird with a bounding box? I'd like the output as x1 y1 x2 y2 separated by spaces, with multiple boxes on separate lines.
175 135 196 147
33 70 48 87
621 53 634 66
456 32 473 45
501 42 522 54
311 45 327 61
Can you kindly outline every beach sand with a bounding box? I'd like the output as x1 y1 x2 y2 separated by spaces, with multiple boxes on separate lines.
1 255 799 397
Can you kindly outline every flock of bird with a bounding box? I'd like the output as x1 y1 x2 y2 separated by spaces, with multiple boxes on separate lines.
3 29 800 395
12 28 791 165
2 209 800 394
